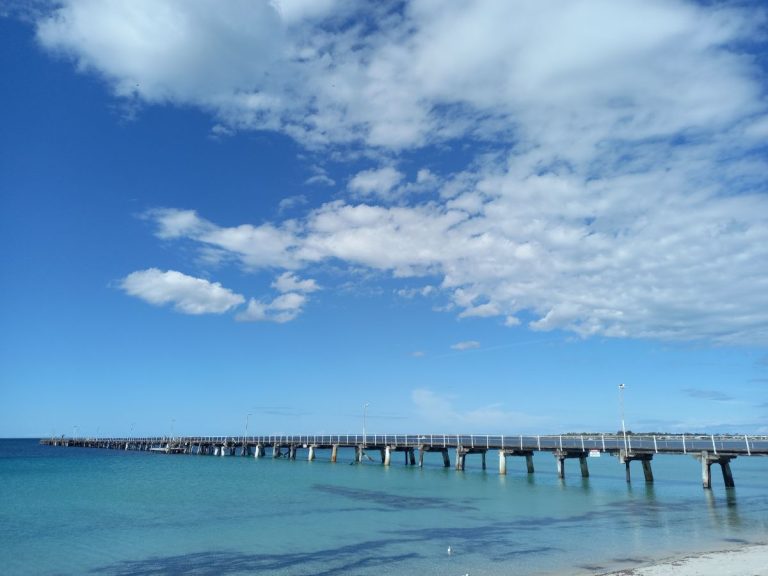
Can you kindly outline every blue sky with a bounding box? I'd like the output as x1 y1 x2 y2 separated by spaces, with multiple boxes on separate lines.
1 0 767 438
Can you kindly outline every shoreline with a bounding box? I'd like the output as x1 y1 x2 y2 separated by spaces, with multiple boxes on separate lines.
599 542 768 575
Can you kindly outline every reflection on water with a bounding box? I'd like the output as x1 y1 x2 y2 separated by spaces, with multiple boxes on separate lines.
705 488 742 528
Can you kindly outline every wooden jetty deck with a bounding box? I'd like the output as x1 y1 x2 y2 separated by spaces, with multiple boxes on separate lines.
41 433 768 489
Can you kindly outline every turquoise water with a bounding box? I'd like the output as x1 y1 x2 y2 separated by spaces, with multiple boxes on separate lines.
1 439 767 575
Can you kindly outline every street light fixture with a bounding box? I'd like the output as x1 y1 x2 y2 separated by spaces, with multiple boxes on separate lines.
363 403 369 447
619 383 627 453
245 413 252 440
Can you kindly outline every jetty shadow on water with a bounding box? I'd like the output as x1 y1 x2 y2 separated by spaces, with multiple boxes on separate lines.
89 541 420 576
312 483 478 512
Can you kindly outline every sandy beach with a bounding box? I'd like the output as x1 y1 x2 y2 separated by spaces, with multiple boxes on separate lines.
601 543 768 575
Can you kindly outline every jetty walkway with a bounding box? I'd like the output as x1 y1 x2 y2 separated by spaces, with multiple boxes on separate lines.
41 433 768 489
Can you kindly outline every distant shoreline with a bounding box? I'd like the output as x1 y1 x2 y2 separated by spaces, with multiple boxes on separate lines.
599 542 768 576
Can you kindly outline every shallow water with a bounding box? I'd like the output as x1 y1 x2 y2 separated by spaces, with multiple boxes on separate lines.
1 439 766 575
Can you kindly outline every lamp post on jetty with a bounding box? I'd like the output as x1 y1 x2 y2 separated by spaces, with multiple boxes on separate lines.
363 403 369 447
245 413 252 440
619 383 627 452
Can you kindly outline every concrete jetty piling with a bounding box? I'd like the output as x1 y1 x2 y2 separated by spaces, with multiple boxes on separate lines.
553 450 590 479
699 451 736 489
41 433 768 489
620 451 655 483
498 450 535 475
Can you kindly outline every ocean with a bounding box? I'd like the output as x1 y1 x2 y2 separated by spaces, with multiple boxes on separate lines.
1 438 766 575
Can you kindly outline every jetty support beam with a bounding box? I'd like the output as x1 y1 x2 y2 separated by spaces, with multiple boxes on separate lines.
619 451 654 483
699 451 736 489
456 446 465 471
417 446 450 467
554 450 589 479
500 450 535 475
455 446 487 472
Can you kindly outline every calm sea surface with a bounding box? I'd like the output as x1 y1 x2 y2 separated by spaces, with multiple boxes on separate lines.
1 438 766 575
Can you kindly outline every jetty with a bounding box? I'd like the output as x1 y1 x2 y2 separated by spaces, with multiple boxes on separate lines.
41 433 768 489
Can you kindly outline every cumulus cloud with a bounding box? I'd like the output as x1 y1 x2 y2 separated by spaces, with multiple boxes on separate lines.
304 165 336 188
269 0 340 25
34 0 766 154
235 272 317 323
272 272 319 293
305 174 335 187
36 0 286 108
144 208 211 239
347 167 404 199
37 2 768 344
147 208 300 269
139 163 768 343
237 292 307 323
120 268 245 314
278 194 308 213
396 285 435 299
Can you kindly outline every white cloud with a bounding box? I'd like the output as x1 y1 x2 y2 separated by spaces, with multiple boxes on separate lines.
451 340 480 351
396 285 435 299
305 174 335 187
272 272 319 293
269 0 340 25
278 195 308 213
233 273 317 323
36 0 286 108
146 209 299 269
38 2 768 344
416 169 435 184
458 302 500 319
210 123 234 138
236 292 307 323
305 165 336 187
141 160 768 343
347 167 404 199
236 299 269 322
145 208 211 239
120 268 245 314
35 0 765 154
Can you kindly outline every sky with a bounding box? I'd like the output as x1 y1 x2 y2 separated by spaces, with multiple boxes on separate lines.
1 0 767 438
